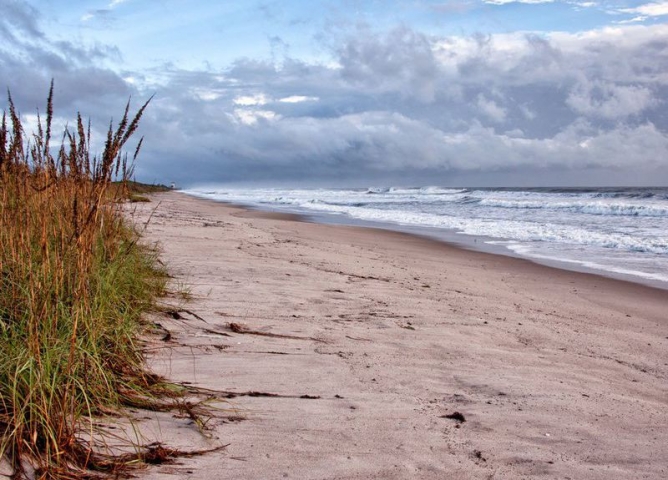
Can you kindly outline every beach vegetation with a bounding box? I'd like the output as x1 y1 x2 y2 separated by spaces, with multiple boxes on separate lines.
113 181 171 203
0 82 176 478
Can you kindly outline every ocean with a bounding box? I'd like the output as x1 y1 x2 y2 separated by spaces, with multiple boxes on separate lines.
183 186 668 290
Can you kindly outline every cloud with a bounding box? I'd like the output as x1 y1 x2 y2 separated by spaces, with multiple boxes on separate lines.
234 94 270 106
81 10 114 23
132 24 668 185
566 80 656 119
233 109 281 125
3 5 668 187
138 101 668 184
0 0 133 151
619 1 668 17
0 0 42 39
336 26 439 102
616 16 649 24
476 94 507 122
279 95 319 103
82 0 131 23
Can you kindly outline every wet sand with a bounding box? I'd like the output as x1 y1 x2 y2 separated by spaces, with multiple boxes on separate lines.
129 191 668 480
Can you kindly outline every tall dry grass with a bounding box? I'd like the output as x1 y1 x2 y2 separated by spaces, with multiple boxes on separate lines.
0 82 169 478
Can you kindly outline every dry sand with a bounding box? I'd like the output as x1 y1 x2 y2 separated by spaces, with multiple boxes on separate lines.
128 191 668 480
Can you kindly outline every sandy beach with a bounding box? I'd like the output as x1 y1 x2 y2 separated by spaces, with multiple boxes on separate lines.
129 191 668 480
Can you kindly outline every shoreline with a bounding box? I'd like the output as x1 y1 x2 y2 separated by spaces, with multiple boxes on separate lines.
133 191 668 479
189 192 668 293
304 211 668 291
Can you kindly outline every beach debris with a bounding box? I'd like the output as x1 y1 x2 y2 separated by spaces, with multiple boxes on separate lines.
222 415 246 423
441 412 466 423
165 308 208 322
202 328 232 337
131 442 229 465
472 450 486 462
214 390 321 400
228 322 326 343
152 322 173 342
345 335 372 342
224 391 279 398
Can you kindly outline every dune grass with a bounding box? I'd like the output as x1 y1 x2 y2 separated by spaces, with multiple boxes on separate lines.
0 83 174 478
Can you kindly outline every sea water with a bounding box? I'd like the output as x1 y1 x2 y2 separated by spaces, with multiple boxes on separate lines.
183 186 668 289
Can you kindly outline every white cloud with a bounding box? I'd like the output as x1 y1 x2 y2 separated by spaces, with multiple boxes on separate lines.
233 93 270 106
616 16 648 24
233 109 281 125
279 95 319 103
431 24 668 87
620 1 668 17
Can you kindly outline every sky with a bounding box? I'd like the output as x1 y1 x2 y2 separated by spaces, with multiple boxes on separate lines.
1 0 668 187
